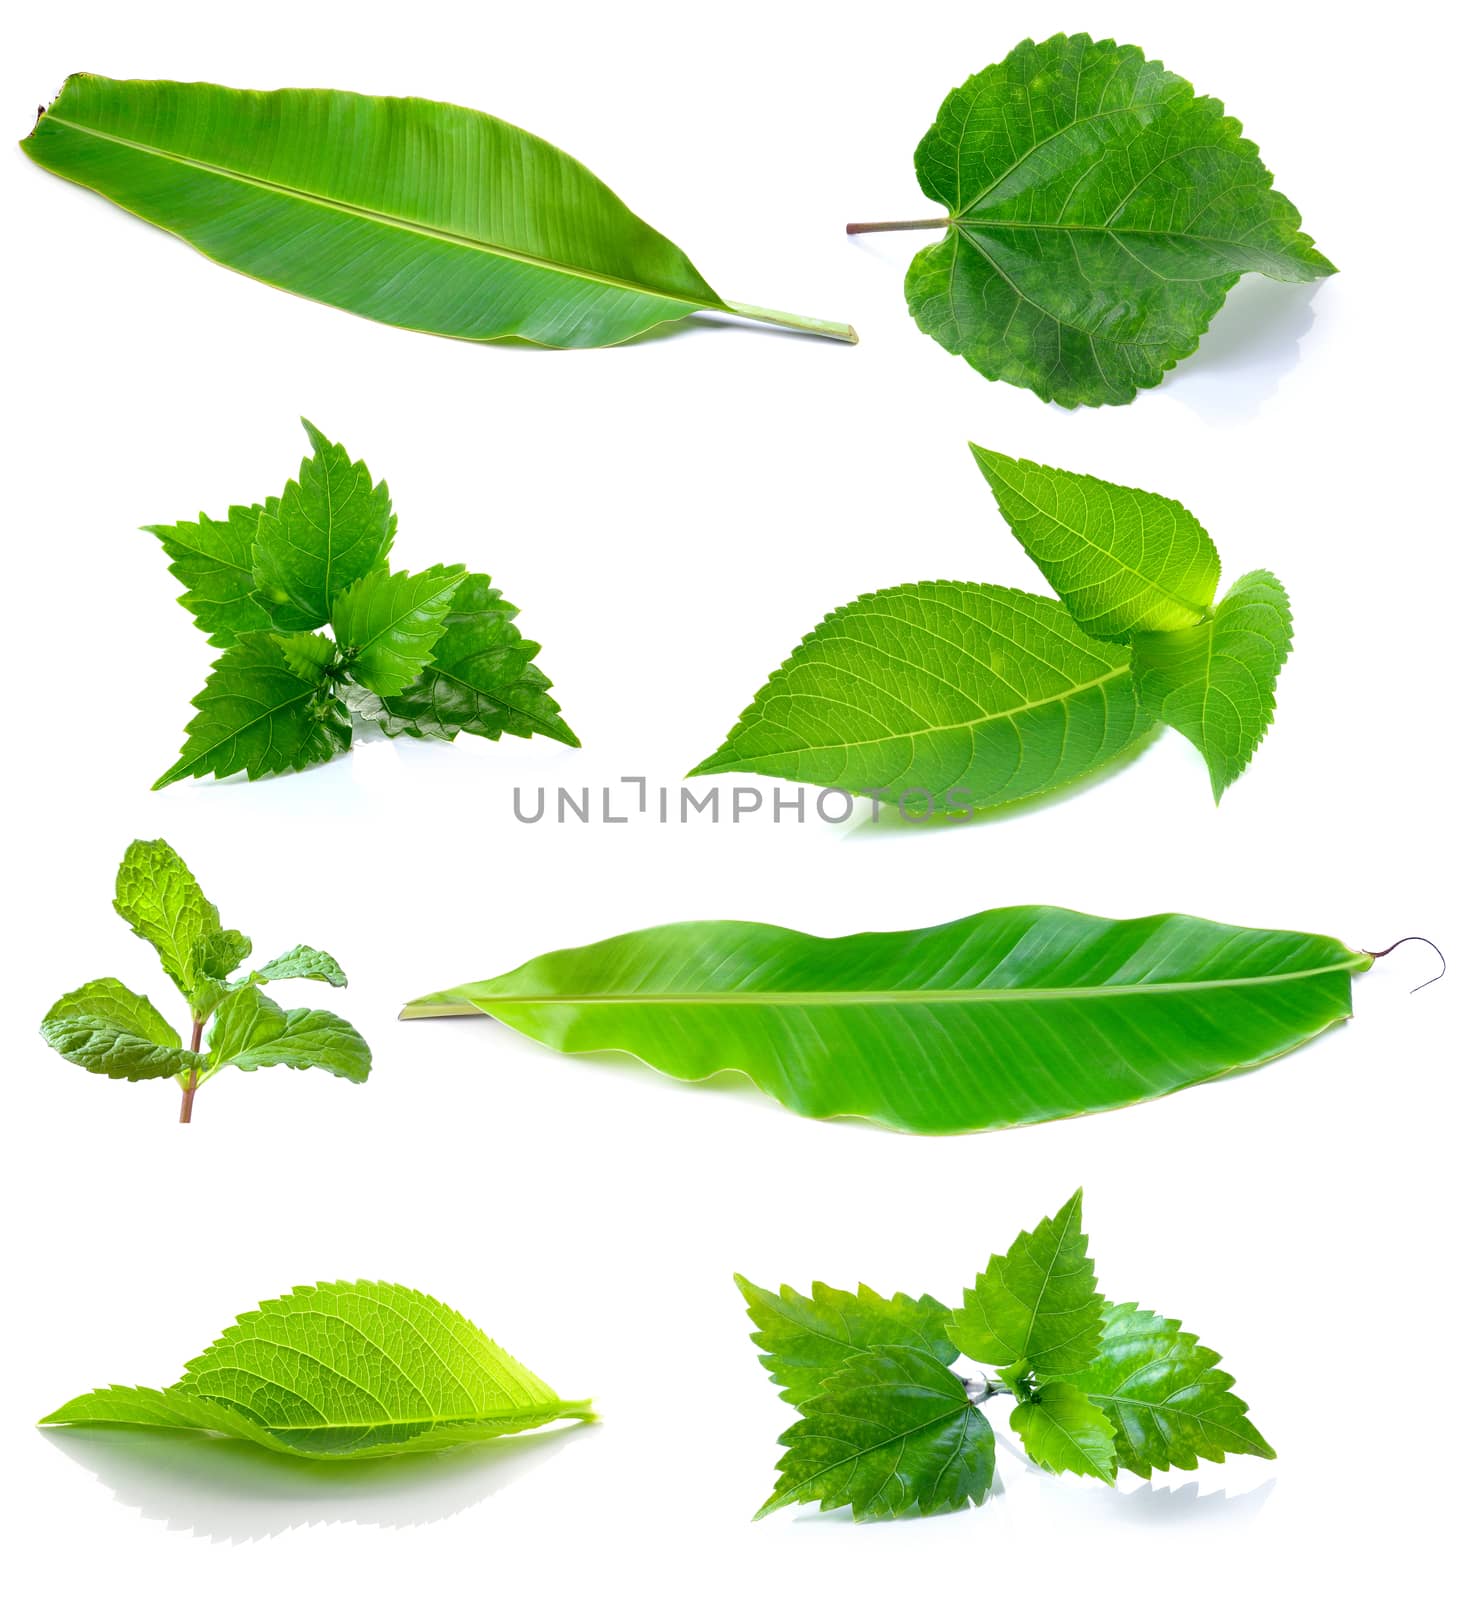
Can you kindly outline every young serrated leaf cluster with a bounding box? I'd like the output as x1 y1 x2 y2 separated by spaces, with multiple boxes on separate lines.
695 448 1292 810
740 1191 1273 1521
147 419 577 788
39 840 370 1122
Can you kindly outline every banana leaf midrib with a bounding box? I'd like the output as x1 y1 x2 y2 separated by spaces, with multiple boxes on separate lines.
42 112 731 312
413 958 1366 1012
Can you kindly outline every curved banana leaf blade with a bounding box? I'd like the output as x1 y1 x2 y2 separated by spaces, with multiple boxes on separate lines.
901 34 1334 406
691 582 1152 812
403 907 1372 1135
22 76 853 347
40 1280 593 1460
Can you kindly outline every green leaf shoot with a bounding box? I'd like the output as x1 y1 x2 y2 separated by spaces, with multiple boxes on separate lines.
22 75 853 347
404 906 1373 1135
744 1192 1273 1520
41 840 370 1122
40 1280 594 1460
146 422 576 784
854 34 1334 406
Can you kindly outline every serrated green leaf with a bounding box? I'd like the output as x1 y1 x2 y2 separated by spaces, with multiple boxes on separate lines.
371 574 578 747
691 582 1151 811
1133 570 1293 801
21 75 853 348
275 631 339 682
40 979 204 1081
252 421 395 633
901 34 1334 406
1011 1381 1117 1483
113 839 248 998
760 1346 993 1520
40 1279 594 1460
155 632 353 788
950 1191 1104 1374
206 985 370 1083
239 945 347 989
405 907 1372 1134
736 1277 956 1406
143 505 274 647
333 563 466 697
970 448 1219 638
1061 1301 1274 1477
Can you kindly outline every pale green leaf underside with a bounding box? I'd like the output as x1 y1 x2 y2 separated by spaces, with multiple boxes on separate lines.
41 1280 592 1460
22 75 853 347
905 34 1334 407
1133 570 1293 800
112 839 248 998
970 447 1219 638
1011 1382 1118 1482
155 631 353 789
692 582 1151 811
332 564 465 696
950 1190 1104 1374
403 905 1371 1135
40 978 204 1081
736 1277 957 1406
1061 1300 1274 1477
760 1346 993 1520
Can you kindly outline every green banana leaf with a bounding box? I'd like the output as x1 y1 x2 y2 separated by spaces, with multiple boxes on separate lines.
22 75 854 348
403 907 1373 1134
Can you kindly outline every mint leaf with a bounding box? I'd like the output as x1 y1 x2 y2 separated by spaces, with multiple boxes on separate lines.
41 1279 594 1460
240 945 347 988
332 563 466 696
898 35 1334 406
1011 1381 1117 1483
253 420 395 632
143 504 275 647
760 1346 993 1520
113 839 248 1000
736 1276 956 1406
1133 570 1293 801
41 979 204 1081
373 574 578 747
970 447 1219 639
1062 1301 1274 1477
155 632 353 788
690 581 1150 811
275 631 338 682
950 1190 1105 1374
207 985 370 1082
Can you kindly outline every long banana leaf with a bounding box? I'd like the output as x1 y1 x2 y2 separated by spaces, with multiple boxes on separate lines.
402 907 1374 1134
21 75 854 348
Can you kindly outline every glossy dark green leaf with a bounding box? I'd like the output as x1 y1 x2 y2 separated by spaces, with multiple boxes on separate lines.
404 906 1372 1134
892 34 1334 406
371 574 578 747
155 632 353 788
22 75 853 348
736 1276 957 1406
950 1191 1104 1374
1061 1301 1274 1477
691 582 1150 812
40 979 203 1081
1011 1382 1117 1483
112 839 249 998
759 1346 994 1520
1133 570 1293 801
143 504 273 647
253 421 395 633
41 1280 593 1460
206 985 370 1083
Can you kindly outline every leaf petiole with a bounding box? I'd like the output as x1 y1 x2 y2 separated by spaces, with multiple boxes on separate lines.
845 218 950 234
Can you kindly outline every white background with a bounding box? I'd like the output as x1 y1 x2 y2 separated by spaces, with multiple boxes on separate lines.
2 1 1471 1594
